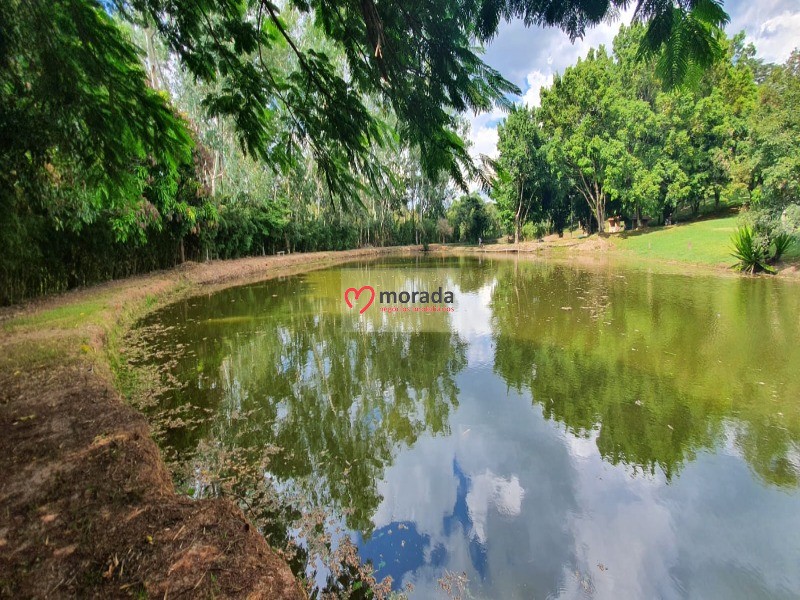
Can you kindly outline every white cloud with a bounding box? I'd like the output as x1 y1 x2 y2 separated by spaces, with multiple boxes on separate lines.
521 69 554 108
751 11 800 64
466 470 525 543
468 116 500 160
726 0 800 64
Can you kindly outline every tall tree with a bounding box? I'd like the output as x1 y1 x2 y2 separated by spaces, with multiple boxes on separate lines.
3 0 731 206
540 47 628 232
746 50 800 209
493 107 552 243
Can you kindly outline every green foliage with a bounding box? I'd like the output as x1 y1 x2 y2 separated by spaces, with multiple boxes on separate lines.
117 0 525 195
772 232 795 262
730 226 773 274
491 107 564 241
782 204 800 231
746 51 800 209
447 194 498 244
492 21 800 269
0 0 192 224
116 0 727 196
539 46 627 233
738 206 799 266
0 0 752 302
521 221 547 241
636 0 729 88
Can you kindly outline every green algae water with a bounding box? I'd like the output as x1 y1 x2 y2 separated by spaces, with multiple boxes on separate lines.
134 256 800 598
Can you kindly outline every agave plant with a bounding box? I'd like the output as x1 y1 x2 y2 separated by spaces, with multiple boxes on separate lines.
731 226 775 274
771 232 796 262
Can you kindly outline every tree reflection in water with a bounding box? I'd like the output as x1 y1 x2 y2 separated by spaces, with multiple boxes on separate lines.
130 256 800 597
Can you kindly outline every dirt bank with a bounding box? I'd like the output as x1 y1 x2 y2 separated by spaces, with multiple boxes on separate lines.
0 246 418 598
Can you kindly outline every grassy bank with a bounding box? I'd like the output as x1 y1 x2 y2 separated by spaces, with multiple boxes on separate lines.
447 214 800 276
608 215 796 265
610 215 741 266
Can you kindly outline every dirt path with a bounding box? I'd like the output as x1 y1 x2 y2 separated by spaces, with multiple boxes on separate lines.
0 246 418 598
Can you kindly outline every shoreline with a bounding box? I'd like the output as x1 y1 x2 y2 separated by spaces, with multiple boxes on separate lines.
429 235 800 280
1 241 796 597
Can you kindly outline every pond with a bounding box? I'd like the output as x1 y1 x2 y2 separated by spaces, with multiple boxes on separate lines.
132 256 800 599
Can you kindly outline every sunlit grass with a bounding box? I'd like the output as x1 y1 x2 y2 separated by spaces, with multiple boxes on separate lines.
4 297 110 331
611 216 741 266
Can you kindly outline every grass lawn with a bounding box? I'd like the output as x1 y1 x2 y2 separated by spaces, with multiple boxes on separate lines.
610 215 741 266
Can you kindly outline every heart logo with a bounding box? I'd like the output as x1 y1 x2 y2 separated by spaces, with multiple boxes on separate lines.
344 285 375 314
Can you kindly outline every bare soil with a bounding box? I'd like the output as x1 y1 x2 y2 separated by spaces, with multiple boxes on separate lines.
0 246 418 599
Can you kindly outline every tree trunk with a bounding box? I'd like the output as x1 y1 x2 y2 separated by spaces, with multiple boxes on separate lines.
595 201 606 234
210 151 219 196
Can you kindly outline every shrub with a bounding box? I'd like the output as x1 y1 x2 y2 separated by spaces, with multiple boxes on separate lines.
731 226 767 273
739 207 798 265
521 221 548 241
772 232 796 262
731 226 775 274
781 204 800 232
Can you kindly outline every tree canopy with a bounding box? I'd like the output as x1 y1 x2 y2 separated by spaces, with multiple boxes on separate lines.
2 0 731 204
491 24 799 239
0 0 737 302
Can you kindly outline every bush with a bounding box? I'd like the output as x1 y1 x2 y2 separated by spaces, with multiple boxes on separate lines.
781 204 800 232
521 221 548 241
731 226 775 274
739 207 798 265
772 232 796 262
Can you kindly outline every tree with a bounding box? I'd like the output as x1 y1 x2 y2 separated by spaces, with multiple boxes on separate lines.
540 48 629 232
0 0 193 231
3 0 731 205
747 50 800 209
506 24 756 233
437 218 454 243
492 107 552 243
612 24 668 226
634 0 730 88
0 0 735 302
448 194 493 244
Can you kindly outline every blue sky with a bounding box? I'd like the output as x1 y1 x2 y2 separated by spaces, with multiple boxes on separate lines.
468 0 800 160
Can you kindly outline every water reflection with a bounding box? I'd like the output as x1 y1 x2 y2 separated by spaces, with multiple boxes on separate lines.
133 256 800 598
489 260 800 487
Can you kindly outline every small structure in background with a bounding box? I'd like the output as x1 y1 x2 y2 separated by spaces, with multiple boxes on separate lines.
605 216 625 233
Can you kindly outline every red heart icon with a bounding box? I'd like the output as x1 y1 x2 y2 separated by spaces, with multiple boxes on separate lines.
344 285 375 314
